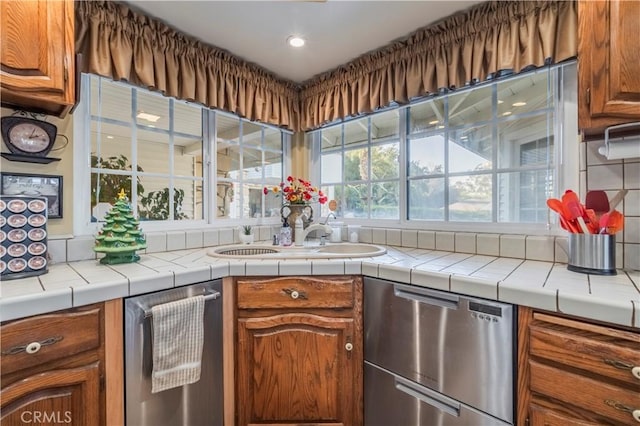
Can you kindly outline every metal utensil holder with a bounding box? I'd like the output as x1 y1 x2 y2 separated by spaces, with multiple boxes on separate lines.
567 234 616 275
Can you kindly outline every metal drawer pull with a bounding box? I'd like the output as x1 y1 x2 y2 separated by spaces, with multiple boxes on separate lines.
143 291 220 318
604 358 640 380
282 288 307 300
2 336 63 356
604 400 640 423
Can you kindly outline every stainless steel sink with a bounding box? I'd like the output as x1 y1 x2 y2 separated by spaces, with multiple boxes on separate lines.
207 243 386 259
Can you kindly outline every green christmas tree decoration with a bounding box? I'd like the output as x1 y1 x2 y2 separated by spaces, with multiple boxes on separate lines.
94 189 147 264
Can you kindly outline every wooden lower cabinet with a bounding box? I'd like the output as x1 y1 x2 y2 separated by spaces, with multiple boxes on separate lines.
0 300 124 426
1 363 100 426
235 276 363 426
518 307 640 426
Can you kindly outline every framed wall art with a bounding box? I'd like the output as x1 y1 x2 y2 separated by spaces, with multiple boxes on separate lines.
1 172 63 218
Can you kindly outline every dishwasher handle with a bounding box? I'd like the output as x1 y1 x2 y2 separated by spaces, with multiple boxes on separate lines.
394 374 461 418
393 286 459 310
143 291 221 318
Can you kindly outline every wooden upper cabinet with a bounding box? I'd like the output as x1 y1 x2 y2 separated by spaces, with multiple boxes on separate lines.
578 0 640 137
0 0 75 117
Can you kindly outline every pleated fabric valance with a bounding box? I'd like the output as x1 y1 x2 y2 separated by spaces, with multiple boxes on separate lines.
75 1 301 130
299 0 577 130
75 1 577 132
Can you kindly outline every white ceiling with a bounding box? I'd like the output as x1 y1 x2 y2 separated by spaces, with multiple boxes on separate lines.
124 1 482 84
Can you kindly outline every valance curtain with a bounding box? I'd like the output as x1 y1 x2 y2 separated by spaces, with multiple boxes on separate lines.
75 1 577 132
299 0 577 130
75 1 301 130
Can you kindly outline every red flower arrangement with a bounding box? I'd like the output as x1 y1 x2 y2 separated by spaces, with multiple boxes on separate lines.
263 176 328 205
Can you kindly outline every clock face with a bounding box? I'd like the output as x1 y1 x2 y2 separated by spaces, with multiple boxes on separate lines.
1 116 57 157
8 123 51 153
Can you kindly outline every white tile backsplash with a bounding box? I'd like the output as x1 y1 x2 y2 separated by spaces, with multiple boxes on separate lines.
47 239 67 263
218 229 234 245
203 229 219 247
477 234 500 256
500 235 525 259
401 230 418 248
587 164 624 190
185 230 204 249
455 233 476 254
386 229 401 246
526 236 555 262
67 236 96 262
624 162 640 189
166 231 186 251
145 232 167 253
417 231 435 250
435 232 455 251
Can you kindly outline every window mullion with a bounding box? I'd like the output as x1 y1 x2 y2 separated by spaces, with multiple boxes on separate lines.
491 82 498 222
131 87 138 215
168 98 175 221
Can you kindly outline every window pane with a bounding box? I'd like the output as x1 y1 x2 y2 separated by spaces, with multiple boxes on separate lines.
408 134 444 176
497 170 552 223
409 99 445 133
174 102 203 137
137 92 170 131
242 122 263 148
344 148 368 182
265 190 282 219
371 110 399 141
448 85 492 127
344 183 368 218
321 152 343 184
321 126 342 151
90 77 131 122
264 127 282 151
138 177 171 220
175 178 202 220
408 178 445 220
497 70 552 117
138 130 170 175
320 185 343 217
371 143 399 180
217 114 240 142
497 114 553 169
91 124 131 169
449 175 492 221
218 142 240 179
371 181 399 219
90 171 140 221
344 118 368 148
244 183 264 219
449 125 492 173
243 147 262 175
216 181 234 218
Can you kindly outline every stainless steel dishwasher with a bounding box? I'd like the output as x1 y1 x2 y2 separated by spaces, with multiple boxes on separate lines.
124 280 223 426
364 277 515 426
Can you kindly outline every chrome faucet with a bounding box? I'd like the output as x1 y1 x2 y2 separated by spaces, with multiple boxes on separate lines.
294 223 333 247
323 212 337 225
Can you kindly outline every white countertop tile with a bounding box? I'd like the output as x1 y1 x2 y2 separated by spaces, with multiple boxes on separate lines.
1 277 43 298
450 275 498 300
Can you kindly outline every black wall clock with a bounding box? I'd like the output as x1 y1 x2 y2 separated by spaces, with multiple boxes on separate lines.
1 116 60 163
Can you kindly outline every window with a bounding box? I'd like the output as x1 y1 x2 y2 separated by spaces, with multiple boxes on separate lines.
317 109 401 219
74 74 287 234
312 61 577 230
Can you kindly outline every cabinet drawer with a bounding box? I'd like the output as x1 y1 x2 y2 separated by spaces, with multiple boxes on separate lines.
237 276 354 309
530 312 640 388
1 306 101 376
530 360 640 425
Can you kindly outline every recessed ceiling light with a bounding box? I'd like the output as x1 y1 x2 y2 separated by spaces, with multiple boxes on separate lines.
287 36 305 48
106 135 114 139
497 100 504 104
502 111 512 116
137 111 161 122
512 101 527 107
429 120 439 125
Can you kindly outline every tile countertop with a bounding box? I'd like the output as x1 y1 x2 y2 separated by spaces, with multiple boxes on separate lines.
1 245 639 329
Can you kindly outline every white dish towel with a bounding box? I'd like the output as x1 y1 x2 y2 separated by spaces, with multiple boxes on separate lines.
151 295 205 394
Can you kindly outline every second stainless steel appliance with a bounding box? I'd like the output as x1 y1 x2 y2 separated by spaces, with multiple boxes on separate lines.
364 277 515 425
124 280 223 426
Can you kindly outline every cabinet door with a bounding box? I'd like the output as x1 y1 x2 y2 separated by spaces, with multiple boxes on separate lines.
0 363 101 426
237 313 358 426
578 0 640 133
0 0 74 116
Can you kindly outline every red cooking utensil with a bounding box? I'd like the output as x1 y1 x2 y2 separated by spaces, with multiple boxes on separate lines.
606 210 624 234
547 198 578 232
585 190 610 216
